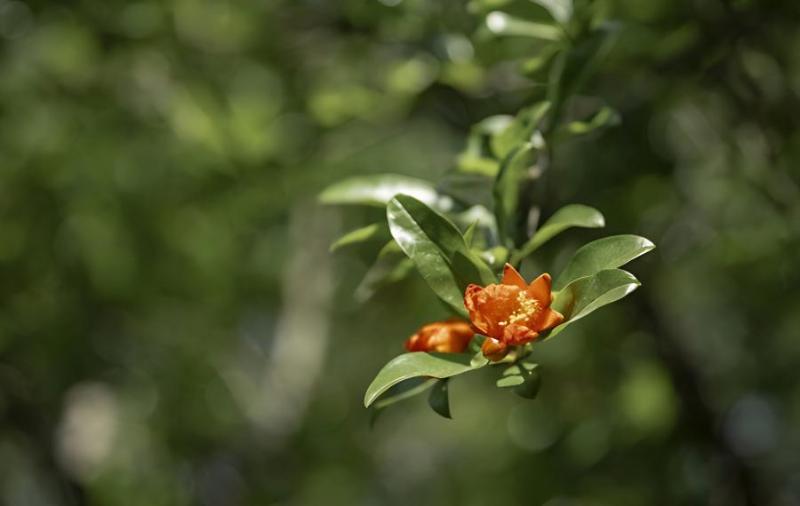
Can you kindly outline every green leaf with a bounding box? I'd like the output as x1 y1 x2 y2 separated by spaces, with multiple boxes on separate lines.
496 362 541 399
554 234 655 290
553 25 618 104
355 242 414 302
491 102 551 160
456 116 512 176
372 377 437 410
485 11 561 41
387 195 496 316
457 156 501 177
521 45 561 76
319 174 439 207
462 220 479 247
428 379 452 419
368 377 437 427
473 114 515 137
511 204 605 263
330 223 388 252
493 143 538 246
531 0 572 24
549 268 641 338
562 106 620 136
364 352 484 407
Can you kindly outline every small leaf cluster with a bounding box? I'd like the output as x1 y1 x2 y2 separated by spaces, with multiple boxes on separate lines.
321 0 655 421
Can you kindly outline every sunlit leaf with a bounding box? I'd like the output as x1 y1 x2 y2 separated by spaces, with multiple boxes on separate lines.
554 234 655 290
549 268 641 338
511 204 605 263
387 195 496 315
457 115 513 176
364 352 483 407
475 114 515 135
485 11 561 41
319 174 440 207
521 45 561 75
330 223 388 252
428 379 452 419
491 102 551 160
457 155 500 176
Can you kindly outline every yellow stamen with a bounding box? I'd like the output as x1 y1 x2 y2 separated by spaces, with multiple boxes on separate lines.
499 291 540 327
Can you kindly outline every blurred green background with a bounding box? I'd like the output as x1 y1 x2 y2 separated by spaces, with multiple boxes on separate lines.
1 0 799 505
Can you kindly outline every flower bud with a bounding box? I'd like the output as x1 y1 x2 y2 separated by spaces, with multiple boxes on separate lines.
405 319 474 353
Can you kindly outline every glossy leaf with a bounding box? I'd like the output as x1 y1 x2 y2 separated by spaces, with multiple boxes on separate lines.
319 174 439 207
554 234 655 290
330 223 388 252
549 268 641 338
364 352 483 407
511 204 605 263
493 143 538 246
485 11 561 41
387 195 496 315
428 379 452 419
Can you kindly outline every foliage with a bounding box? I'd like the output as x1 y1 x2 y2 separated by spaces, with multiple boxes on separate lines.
323 0 653 419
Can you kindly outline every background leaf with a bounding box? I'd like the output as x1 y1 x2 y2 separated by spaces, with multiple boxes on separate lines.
511 204 604 263
496 362 541 398
549 268 641 337
491 102 551 160
355 242 414 302
427 379 452 419
554 234 655 290
320 174 439 207
330 223 388 252
493 143 538 247
364 352 483 407
531 0 573 24
562 106 621 136
484 11 562 41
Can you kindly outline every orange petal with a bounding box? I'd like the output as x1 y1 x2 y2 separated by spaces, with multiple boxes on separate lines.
503 323 538 345
537 308 564 332
527 273 553 305
481 337 508 362
501 263 527 288
405 332 422 352
464 284 490 335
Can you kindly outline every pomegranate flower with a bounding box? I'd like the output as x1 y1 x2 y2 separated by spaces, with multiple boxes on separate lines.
405 319 475 353
464 263 564 361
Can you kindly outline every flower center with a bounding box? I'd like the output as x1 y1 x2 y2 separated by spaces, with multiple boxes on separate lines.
498 290 540 327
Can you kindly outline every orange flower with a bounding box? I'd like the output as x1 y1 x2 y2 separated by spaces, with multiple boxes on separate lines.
405 319 475 353
464 263 564 361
